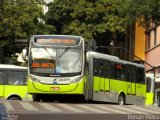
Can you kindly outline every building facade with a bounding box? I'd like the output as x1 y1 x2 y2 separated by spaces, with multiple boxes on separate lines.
145 24 160 76
126 22 160 76
125 23 145 63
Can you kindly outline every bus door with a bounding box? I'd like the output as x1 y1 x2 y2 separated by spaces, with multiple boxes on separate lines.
103 61 111 91
94 59 108 91
126 66 136 95
0 71 4 97
136 68 146 97
93 58 101 92
99 59 105 91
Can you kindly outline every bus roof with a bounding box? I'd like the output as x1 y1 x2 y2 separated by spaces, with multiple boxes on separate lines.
0 64 27 70
31 35 84 47
87 51 144 68
31 35 83 39
120 59 144 68
88 51 119 60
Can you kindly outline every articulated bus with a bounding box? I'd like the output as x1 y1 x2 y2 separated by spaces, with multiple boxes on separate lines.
22 35 146 105
87 51 146 105
0 64 31 100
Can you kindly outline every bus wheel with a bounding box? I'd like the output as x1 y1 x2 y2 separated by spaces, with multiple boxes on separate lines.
32 94 41 102
118 94 125 105
8 96 21 100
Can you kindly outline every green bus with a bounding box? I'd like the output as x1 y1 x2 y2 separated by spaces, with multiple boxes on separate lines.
0 64 31 100
87 51 146 105
145 74 154 106
145 73 160 106
22 35 146 105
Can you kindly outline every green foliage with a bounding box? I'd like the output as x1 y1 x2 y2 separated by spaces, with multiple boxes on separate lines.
46 0 130 42
128 0 160 27
46 0 160 46
0 0 55 63
1 0 160 63
0 0 55 39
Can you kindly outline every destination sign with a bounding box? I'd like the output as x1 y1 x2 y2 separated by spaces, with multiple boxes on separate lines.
31 62 55 69
34 38 80 46
31 59 55 69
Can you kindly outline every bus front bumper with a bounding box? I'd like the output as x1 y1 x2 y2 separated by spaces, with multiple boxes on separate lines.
27 79 84 95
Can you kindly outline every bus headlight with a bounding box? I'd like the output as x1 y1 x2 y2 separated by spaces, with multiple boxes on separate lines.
70 76 81 83
29 75 41 83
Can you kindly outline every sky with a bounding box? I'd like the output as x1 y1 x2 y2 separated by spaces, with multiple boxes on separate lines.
44 0 53 3
43 0 53 13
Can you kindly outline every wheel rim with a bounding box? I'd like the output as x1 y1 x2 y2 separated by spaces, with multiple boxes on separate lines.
118 95 124 105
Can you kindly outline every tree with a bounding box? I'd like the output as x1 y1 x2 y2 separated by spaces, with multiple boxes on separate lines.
45 0 130 48
0 0 55 64
128 0 160 27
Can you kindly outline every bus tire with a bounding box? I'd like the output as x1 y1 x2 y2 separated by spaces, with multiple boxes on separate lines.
32 94 41 102
8 96 21 100
118 94 125 105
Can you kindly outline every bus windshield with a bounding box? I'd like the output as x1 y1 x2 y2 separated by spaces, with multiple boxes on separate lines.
30 47 82 77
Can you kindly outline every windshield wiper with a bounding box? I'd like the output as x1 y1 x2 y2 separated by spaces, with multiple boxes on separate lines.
43 47 55 59
58 47 70 58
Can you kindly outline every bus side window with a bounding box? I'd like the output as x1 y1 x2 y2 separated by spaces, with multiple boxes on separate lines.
125 65 136 82
7 71 26 85
93 59 99 76
146 77 151 92
104 61 112 78
125 66 130 82
114 63 124 80
131 67 136 83
136 68 145 84
93 58 104 77
0 72 3 84
24 72 27 85
99 59 104 77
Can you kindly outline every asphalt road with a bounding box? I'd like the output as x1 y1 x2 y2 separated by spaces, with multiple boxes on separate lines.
0 100 160 120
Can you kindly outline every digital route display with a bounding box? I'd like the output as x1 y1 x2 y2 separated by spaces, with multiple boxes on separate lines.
34 36 80 46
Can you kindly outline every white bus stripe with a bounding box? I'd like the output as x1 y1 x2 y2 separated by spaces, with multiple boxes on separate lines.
39 103 62 112
4 102 14 111
95 105 127 114
20 102 38 111
58 104 85 113
131 106 160 114
76 105 108 113
112 105 145 114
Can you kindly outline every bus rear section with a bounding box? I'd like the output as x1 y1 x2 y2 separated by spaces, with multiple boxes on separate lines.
0 64 31 100
86 51 146 105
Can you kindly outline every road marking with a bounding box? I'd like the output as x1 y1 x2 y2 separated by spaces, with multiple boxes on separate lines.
4 102 14 111
58 104 85 113
39 103 62 112
94 105 127 114
112 105 145 114
4 101 160 115
76 105 108 113
131 106 160 114
20 102 38 111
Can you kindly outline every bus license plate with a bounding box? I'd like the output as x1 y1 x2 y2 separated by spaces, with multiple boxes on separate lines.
51 87 60 91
